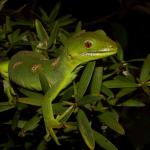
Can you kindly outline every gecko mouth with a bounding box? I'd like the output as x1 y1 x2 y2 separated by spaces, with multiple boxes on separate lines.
80 48 116 56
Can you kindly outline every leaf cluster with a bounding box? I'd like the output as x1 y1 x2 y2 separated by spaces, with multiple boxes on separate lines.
0 1 150 150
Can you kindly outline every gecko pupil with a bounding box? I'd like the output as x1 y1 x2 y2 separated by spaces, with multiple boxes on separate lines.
84 40 92 48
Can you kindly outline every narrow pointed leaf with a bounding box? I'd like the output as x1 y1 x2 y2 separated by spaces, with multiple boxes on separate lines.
101 85 114 98
48 2 61 22
17 120 26 128
60 85 74 101
52 102 68 114
77 109 95 150
23 114 41 132
8 29 21 43
116 87 137 98
58 15 77 27
35 19 49 41
117 99 145 107
145 80 150 86
18 97 42 106
103 77 138 88
93 130 118 150
91 67 103 95
0 102 15 112
49 21 59 47
57 105 74 122
75 21 82 33
39 8 49 21
99 110 125 135
0 0 7 11
19 88 43 99
58 29 70 45
35 19 49 49
11 111 20 131
111 22 128 49
116 42 124 61
103 80 138 88
79 95 102 106
140 54 150 82
37 140 47 150
76 61 95 100
39 72 51 93
12 20 33 26
5 16 12 33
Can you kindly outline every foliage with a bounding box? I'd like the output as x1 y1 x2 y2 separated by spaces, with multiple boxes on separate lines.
0 1 150 150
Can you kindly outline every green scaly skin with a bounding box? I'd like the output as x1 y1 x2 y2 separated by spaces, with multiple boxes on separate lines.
0 30 117 143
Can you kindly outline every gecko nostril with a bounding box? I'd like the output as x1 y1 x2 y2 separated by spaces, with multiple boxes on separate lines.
108 44 115 49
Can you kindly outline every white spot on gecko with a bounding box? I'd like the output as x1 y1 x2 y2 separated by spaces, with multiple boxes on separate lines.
12 61 23 69
31 64 42 73
51 57 60 67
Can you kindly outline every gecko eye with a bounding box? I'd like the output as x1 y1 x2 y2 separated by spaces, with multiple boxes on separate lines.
84 40 93 48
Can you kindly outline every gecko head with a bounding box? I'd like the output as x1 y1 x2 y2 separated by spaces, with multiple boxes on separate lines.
64 30 117 63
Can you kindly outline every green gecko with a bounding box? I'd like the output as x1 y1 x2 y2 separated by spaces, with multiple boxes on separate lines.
0 30 117 143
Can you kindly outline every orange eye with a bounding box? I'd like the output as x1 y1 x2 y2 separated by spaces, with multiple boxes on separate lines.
84 40 93 48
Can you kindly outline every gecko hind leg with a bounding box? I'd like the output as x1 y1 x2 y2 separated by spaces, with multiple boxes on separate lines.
3 80 16 104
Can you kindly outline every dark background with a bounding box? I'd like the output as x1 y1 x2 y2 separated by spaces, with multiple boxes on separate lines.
6 0 150 59
0 0 150 149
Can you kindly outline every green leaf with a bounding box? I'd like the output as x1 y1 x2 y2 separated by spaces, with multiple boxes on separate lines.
0 0 7 11
18 97 42 106
116 42 124 61
58 29 70 45
78 95 102 106
19 88 43 99
76 61 95 100
74 21 82 33
91 67 103 95
57 15 77 27
23 114 41 132
101 85 114 98
11 111 20 131
77 109 95 150
111 22 128 49
93 130 118 150
57 105 75 122
39 72 51 93
17 120 26 128
116 87 137 98
12 20 33 26
98 110 125 135
5 16 12 33
37 140 47 150
48 2 61 22
145 80 150 86
49 21 59 47
60 85 74 101
35 19 49 49
0 102 15 112
0 26 6 41
103 76 138 88
140 54 150 82
35 20 47 41
39 8 49 22
8 29 21 43
117 99 145 107
52 102 68 114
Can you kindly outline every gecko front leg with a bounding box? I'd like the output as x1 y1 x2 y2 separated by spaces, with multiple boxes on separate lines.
42 79 67 143
0 60 16 104
3 80 16 104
